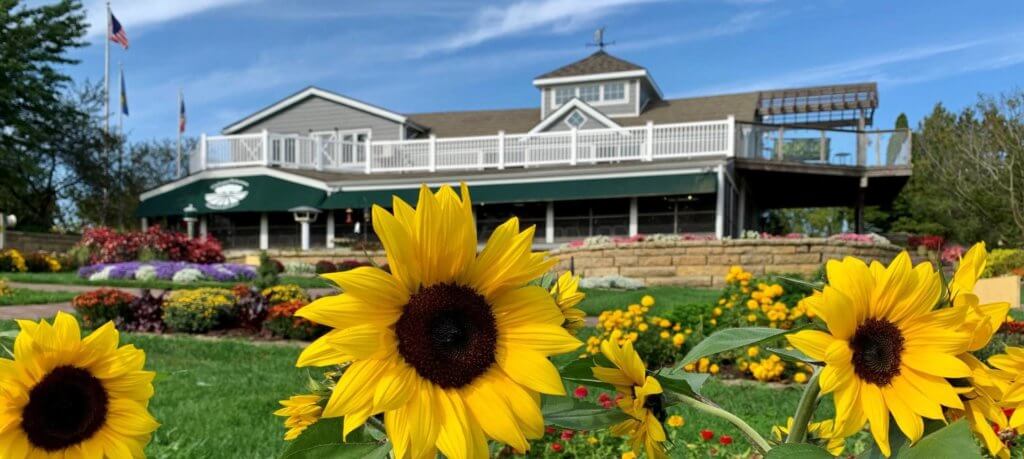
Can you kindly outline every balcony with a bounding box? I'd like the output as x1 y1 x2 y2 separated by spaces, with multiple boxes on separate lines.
187 118 911 175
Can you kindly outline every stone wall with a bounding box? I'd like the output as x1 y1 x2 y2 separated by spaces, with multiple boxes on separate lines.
551 238 904 288
224 248 386 266
3 231 80 253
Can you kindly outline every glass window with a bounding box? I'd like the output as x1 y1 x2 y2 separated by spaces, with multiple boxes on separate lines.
579 85 600 102
554 87 574 105
604 82 625 101
565 110 586 129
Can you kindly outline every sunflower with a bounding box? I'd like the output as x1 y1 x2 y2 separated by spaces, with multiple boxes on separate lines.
989 348 1024 429
274 394 324 440
592 339 668 459
947 242 1012 458
771 417 845 456
0 312 158 458
294 184 581 459
786 252 972 457
551 271 586 334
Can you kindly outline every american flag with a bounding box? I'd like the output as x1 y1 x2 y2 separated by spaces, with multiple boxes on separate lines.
109 12 129 49
179 95 186 133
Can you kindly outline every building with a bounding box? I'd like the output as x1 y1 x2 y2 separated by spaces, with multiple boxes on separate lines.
137 50 912 250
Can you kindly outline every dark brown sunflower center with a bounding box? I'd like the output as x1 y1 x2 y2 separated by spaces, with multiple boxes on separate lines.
22 365 109 451
850 318 905 386
395 283 497 389
642 393 668 423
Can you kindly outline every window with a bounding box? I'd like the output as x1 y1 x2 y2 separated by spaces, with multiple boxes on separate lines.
604 82 625 101
565 110 587 129
554 87 574 105
579 85 600 102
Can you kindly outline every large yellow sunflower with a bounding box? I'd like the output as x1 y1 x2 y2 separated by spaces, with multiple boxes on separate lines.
294 184 582 458
786 252 972 457
591 339 668 459
0 312 158 458
550 271 586 334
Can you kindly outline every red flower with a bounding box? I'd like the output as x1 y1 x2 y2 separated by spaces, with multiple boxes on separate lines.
719 435 733 445
600 400 614 409
597 392 611 403
561 430 574 440
545 426 556 435
573 386 589 399
550 442 563 452
700 429 714 441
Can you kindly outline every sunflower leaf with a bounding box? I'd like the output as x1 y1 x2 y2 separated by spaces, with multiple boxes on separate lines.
559 357 617 390
541 395 631 430
765 443 834 458
281 417 390 459
653 367 708 398
677 326 807 368
765 347 820 364
893 420 981 459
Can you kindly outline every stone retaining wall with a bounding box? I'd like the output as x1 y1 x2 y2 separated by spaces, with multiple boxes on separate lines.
224 248 386 266
3 231 80 253
551 239 904 288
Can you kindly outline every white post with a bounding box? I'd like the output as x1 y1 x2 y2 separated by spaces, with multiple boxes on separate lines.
140 217 148 231
186 220 195 240
199 133 208 170
570 128 578 166
737 182 746 234
497 131 505 170
314 135 323 171
628 197 638 236
199 217 208 240
0 213 5 250
545 201 555 244
364 141 372 174
726 115 735 157
428 134 437 172
259 213 269 250
645 121 654 161
326 210 335 249
300 221 310 251
262 129 271 166
715 164 725 239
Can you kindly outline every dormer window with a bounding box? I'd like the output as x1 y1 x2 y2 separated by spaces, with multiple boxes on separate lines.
555 87 575 105
579 85 600 102
565 110 587 129
604 82 625 101
548 81 631 110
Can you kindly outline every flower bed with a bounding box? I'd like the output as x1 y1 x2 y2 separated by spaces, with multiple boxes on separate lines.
71 288 138 328
73 225 225 265
0 249 27 272
78 261 256 283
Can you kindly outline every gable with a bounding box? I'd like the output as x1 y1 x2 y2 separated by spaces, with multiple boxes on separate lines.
529 99 622 134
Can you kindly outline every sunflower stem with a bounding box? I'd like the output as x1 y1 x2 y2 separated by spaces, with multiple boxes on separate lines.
676 394 772 454
785 367 822 444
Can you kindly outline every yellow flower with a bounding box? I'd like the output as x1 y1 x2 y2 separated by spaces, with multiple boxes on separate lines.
587 436 599 445
793 372 808 384
671 333 685 348
592 340 668 459
641 295 655 307
621 452 637 459
709 364 720 375
667 415 684 427
551 271 587 334
658 319 671 328
747 346 759 358
294 184 581 458
747 314 757 322
274 394 324 440
786 253 972 457
638 323 649 332
0 312 159 456
660 331 670 339
772 417 845 456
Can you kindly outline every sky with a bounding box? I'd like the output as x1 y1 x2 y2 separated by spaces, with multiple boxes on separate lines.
42 0 1024 142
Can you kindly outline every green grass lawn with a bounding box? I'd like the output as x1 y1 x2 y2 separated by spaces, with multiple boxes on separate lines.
0 288 78 306
578 286 721 316
1 271 333 290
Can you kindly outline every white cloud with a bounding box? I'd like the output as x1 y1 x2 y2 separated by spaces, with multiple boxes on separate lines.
416 0 663 56
617 10 767 51
83 0 252 37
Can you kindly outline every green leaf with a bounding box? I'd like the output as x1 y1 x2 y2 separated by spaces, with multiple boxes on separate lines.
677 327 806 368
895 420 981 459
541 395 631 430
654 367 708 398
559 357 616 391
778 276 824 292
765 443 834 458
281 417 390 459
765 347 820 364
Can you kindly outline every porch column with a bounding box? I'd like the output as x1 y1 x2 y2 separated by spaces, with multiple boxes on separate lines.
186 220 195 239
300 221 311 251
545 201 555 244
715 165 725 239
326 210 335 249
259 213 269 250
736 180 746 234
628 197 638 237
140 217 148 231
854 176 868 234
199 217 208 240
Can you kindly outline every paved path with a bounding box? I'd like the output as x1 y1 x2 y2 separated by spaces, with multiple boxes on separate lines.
0 303 73 320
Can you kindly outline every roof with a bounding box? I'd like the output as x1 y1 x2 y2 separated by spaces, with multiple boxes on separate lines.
407 107 540 137
535 50 645 79
221 86 409 134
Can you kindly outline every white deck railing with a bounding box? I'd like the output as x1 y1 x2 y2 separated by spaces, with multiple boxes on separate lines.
191 118 736 175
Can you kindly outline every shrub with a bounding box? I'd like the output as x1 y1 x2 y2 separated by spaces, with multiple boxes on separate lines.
0 249 27 272
0 279 11 297
284 262 315 275
335 259 367 272
162 288 235 333
231 284 269 330
984 249 1024 277
135 265 158 281
117 289 166 333
71 288 138 328
171 268 204 284
24 252 61 273
907 234 945 251
314 260 337 274
261 284 310 306
264 300 326 340
73 225 226 264
254 251 280 291
588 297 690 369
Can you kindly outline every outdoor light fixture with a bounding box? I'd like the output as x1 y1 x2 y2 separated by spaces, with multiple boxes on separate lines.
0 212 16 250
183 204 199 239
290 206 322 251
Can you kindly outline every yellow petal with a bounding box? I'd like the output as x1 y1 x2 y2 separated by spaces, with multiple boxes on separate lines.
500 324 581 356
881 385 923 443
491 286 564 328
321 266 409 307
786 330 835 361
462 371 529 452
860 383 890 457
296 294 401 329
496 347 565 395
374 363 418 412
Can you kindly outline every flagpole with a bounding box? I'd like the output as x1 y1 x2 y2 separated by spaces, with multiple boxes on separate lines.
104 1 111 134
177 89 182 178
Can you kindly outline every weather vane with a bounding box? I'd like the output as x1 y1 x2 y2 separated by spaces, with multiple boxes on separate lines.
587 27 615 50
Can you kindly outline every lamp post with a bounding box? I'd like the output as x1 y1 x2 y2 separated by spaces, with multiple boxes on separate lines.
289 206 322 251
0 213 16 250
183 204 198 240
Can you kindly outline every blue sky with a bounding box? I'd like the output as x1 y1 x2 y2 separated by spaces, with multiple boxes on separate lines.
51 0 1024 142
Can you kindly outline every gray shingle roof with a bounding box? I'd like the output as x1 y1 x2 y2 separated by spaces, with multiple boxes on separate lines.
535 51 645 80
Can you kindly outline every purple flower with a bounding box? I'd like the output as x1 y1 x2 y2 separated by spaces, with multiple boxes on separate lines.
78 260 258 282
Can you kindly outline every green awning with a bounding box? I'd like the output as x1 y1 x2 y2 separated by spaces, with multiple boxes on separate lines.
136 175 326 217
322 173 717 209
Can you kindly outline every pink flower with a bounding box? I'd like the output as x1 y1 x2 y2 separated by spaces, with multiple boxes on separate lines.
573 386 589 399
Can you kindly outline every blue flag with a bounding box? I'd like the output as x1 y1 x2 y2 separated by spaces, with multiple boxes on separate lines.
120 66 128 116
